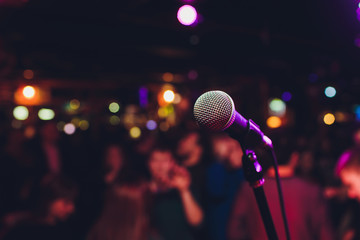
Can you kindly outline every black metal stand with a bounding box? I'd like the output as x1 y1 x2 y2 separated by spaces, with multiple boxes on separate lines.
242 149 279 240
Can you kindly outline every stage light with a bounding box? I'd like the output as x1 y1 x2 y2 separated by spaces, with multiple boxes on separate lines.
177 5 198 26
323 113 335 125
64 123 76 135
13 106 29 120
266 116 282 128
22 86 35 99
109 102 120 113
324 86 336 98
146 120 157 130
163 90 175 103
129 127 141 139
38 108 55 121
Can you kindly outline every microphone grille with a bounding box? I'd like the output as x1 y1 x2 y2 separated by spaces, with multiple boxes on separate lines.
193 90 235 131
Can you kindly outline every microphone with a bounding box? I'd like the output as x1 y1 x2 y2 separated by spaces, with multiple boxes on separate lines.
193 90 272 149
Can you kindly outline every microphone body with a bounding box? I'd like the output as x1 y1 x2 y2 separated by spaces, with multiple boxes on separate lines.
193 90 272 149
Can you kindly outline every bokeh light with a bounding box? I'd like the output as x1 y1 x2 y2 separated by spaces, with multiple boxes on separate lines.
146 120 157 130
159 122 170 131
266 116 282 128
11 120 22 129
23 69 34 80
354 105 360 121
323 113 335 125
38 108 55 121
129 126 141 139
109 102 120 113
162 72 174 82
269 98 286 116
158 107 169 118
163 90 175 103
64 123 76 135
324 86 336 98
13 106 29 120
24 126 36 139
109 115 121 125
57 121 66 131
22 86 35 99
70 99 80 110
177 5 198 26
79 120 90 130
281 92 292 102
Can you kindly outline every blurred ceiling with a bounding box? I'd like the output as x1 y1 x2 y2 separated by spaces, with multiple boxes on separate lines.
0 0 360 87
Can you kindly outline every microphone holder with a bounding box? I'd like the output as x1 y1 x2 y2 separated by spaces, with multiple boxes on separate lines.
242 149 279 240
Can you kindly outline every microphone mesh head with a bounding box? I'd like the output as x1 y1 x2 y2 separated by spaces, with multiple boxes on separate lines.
193 90 235 131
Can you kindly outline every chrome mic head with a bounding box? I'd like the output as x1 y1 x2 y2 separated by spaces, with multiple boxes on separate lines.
193 90 236 131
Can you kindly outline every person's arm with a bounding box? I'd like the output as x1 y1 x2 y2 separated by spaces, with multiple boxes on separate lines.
170 165 203 226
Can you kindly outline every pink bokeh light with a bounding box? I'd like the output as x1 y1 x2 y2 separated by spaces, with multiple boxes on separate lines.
177 5 198 26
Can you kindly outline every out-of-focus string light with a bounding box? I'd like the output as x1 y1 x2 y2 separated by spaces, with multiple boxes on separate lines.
163 90 175 103
324 86 336 98
70 99 80 110
354 105 360 121
177 5 198 26
57 121 66 131
269 98 286 117
281 92 292 102
323 113 335 125
13 106 29 120
109 102 120 113
146 120 157 130
129 126 141 139
79 120 89 130
162 72 174 82
11 120 22 129
64 123 76 135
38 108 55 121
266 116 282 128
109 115 121 125
23 69 34 80
23 86 35 99
24 126 36 139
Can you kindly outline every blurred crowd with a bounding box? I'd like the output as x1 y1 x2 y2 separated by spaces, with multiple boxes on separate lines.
0 117 360 240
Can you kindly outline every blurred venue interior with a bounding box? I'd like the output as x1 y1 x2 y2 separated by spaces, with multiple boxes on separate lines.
1 0 360 239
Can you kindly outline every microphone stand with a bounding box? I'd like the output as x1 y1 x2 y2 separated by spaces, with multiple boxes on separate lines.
242 149 279 240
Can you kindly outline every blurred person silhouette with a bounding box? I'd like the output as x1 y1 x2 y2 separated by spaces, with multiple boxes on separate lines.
1 174 78 240
205 133 245 240
87 180 153 240
334 147 360 240
148 142 204 240
176 130 211 205
227 135 334 240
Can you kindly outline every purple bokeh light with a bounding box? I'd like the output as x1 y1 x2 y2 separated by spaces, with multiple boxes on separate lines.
282 91 292 102
177 5 198 26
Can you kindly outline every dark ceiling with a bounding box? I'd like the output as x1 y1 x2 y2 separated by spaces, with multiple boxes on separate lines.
0 0 360 86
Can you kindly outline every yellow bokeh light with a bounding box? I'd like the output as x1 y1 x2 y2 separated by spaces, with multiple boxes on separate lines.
70 99 80 110
266 116 282 128
163 90 175 103
109 115 121 125
13 106 29 121
79 120 89 130
323 113 335 125
23 86 35 99
129 126 141 139
158 107 169 118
